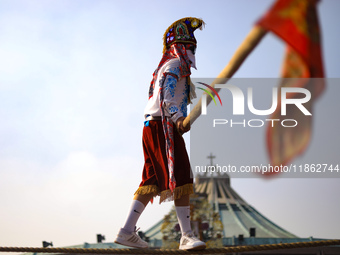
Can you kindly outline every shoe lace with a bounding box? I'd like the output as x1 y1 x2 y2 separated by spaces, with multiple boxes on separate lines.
184 231 200 240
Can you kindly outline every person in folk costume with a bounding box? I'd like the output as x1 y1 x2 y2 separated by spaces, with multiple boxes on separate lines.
114 17 206 250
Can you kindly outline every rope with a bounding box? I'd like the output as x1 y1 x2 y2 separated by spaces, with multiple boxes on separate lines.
0 239 339 254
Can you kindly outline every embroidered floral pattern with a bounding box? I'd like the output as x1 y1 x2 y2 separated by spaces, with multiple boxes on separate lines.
179 78 190 116
179 98 188 117
168 66 180 77
164 75 177 98
169 105 179 114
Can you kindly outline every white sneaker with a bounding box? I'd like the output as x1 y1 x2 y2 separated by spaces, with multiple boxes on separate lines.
114 227 148 249
179 231 206 250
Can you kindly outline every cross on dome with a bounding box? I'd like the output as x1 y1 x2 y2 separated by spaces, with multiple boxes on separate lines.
207 153 216 166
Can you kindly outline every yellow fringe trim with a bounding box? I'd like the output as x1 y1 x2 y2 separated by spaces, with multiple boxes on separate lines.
159 183 194 204
134 185 160 197
134 184 194 204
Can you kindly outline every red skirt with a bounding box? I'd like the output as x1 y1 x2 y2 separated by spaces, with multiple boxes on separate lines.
135 120 193 203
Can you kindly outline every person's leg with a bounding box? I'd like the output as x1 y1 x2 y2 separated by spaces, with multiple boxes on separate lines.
174 194 192 234
114 193 153 249
175 193 206 250
122 193 153 232
134 193 154 206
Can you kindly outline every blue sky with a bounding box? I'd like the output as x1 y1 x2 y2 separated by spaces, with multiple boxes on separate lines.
0 0 339 250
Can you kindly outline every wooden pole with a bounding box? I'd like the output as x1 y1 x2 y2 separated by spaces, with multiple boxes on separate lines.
183 26 268 129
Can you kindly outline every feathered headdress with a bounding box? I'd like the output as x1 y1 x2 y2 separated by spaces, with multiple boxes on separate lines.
163 17 205 53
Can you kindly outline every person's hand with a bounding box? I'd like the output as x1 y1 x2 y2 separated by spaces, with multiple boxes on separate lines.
176 117 190 135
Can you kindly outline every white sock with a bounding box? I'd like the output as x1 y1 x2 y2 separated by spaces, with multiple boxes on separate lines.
175 206 192 235
122 200 145 232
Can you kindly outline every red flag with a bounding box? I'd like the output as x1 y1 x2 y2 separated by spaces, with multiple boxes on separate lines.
257 0 325 173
